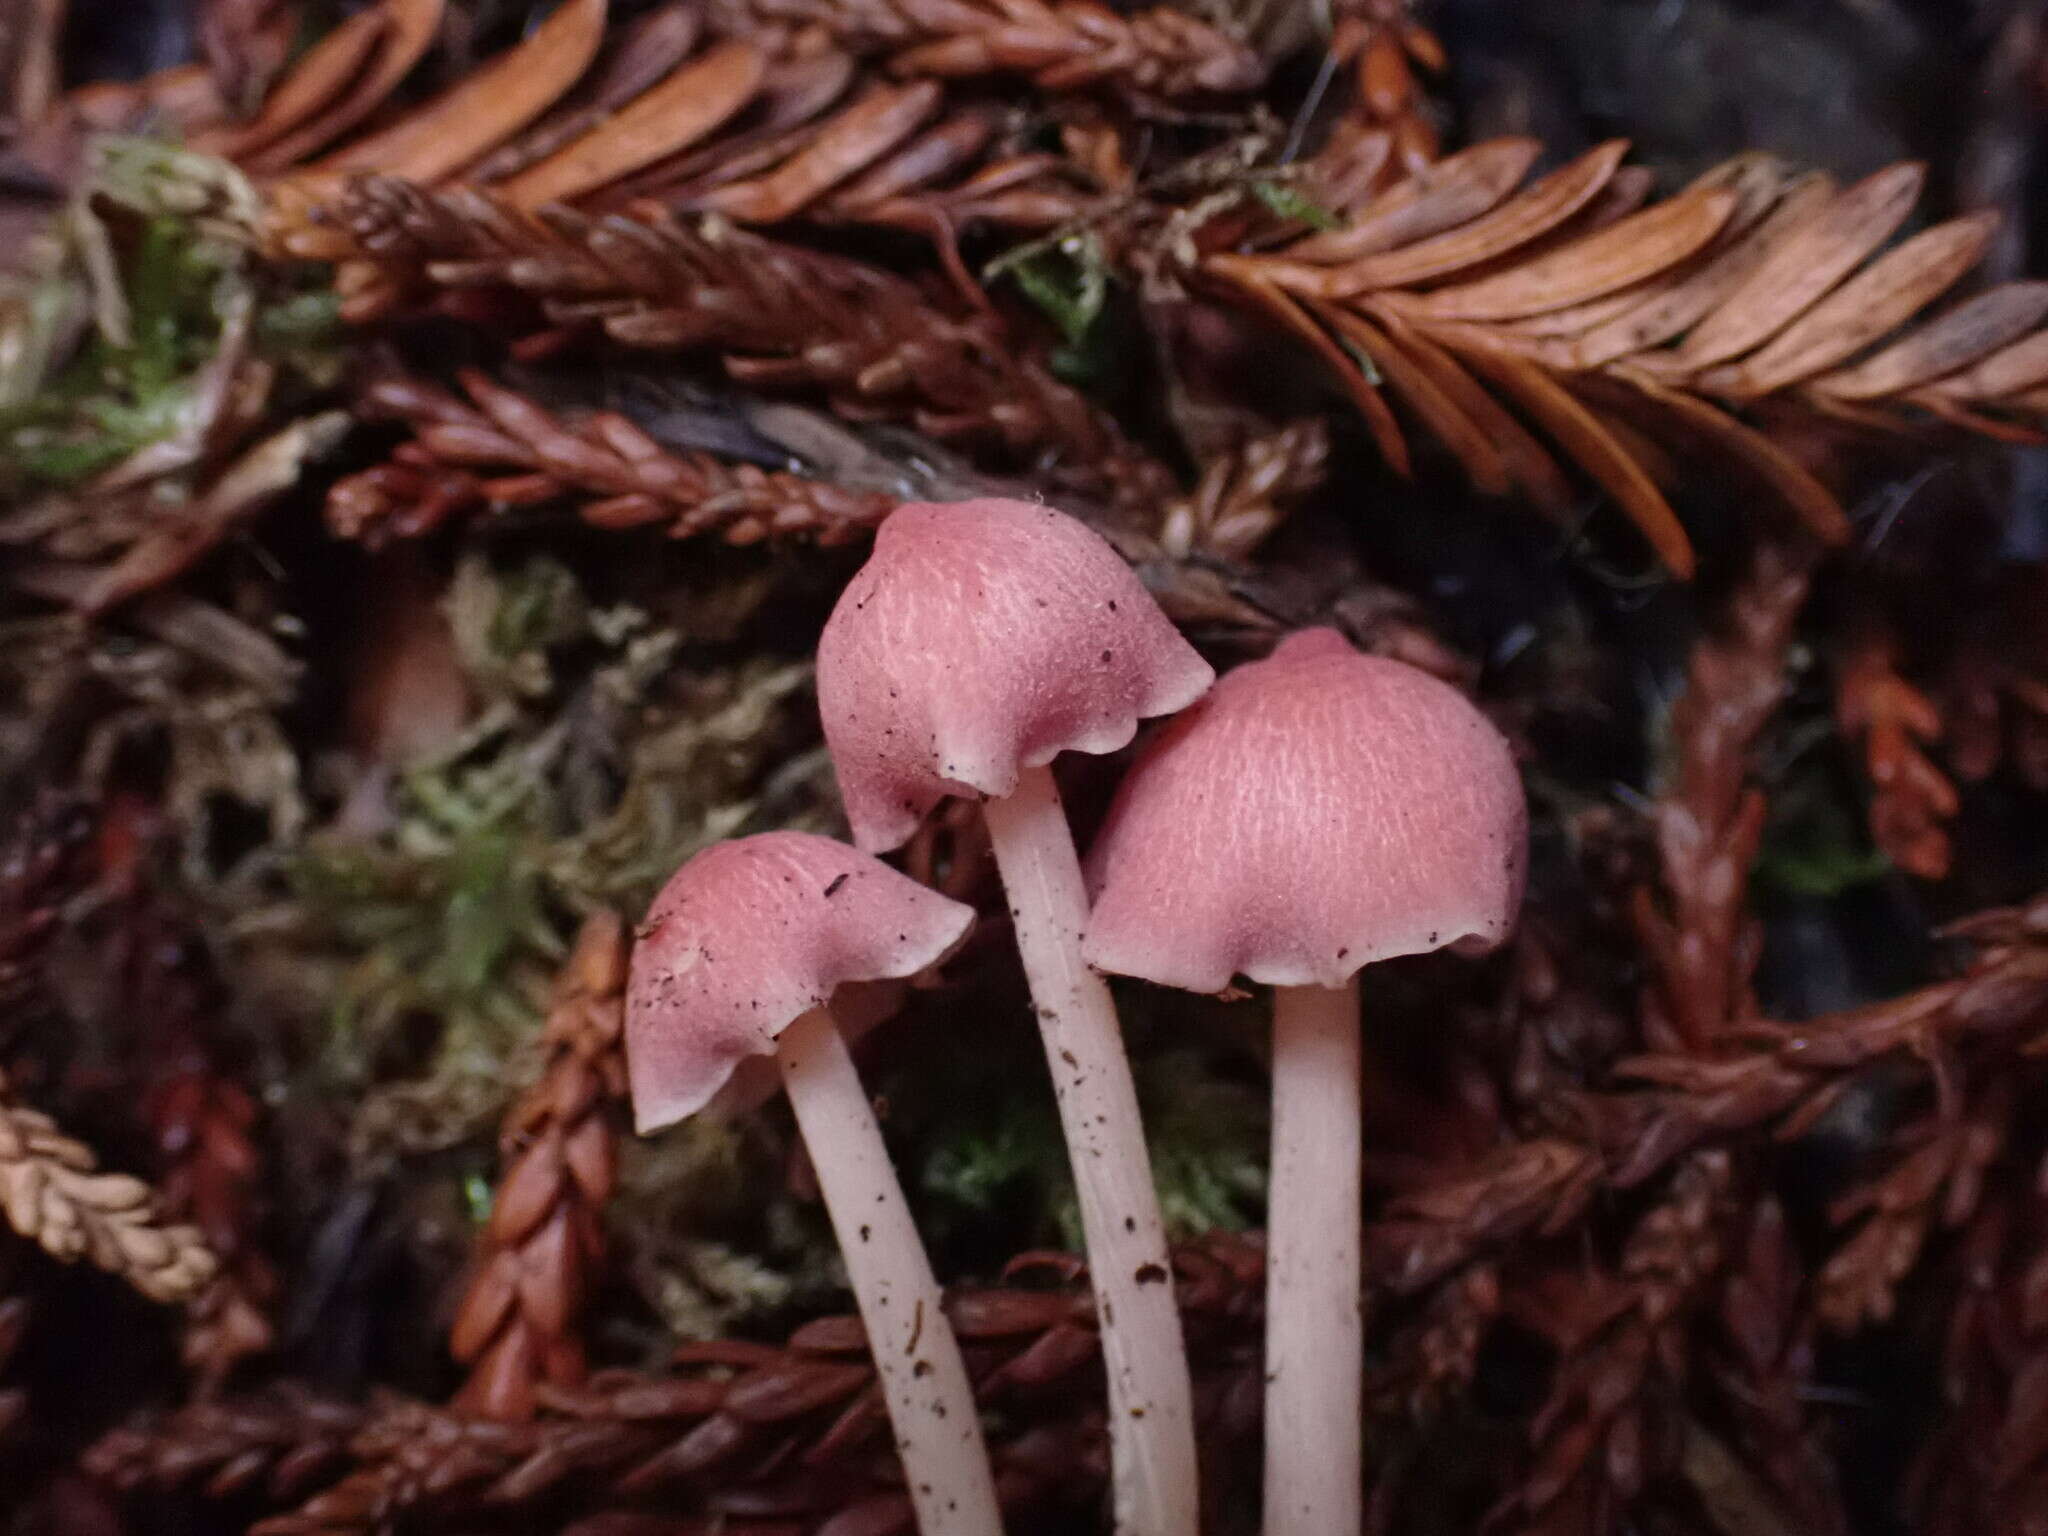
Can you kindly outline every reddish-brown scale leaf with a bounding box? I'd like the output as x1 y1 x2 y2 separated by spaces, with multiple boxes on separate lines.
500 42 768 209
1587 399 1682 490
1452 342 1697 577
1289 137 1542 264
561 1113 615 1203
1406 165 1665 302
945 1291 1080 1337
1705 211 1999 397
788 1315 871 1354
514 1211 579 1335
1813 282 2048 399
1402 20 1447 72
1508 284 1650 340
1326 310 1511 493
198 6 387 162
1613 371 1850 544
581 493 665 526
1330 140 1630 296
590 47 863 208
989 1321 1103 1389
1561 171 1836 372
1916 394 2048 441
239 0 446 173
488 1140 564 1246
723 1361 872 1422
450 1262 521 1362
1403 183 1736 322
694 81 943 222
1307 125 1395 219
809 1384 889 1462
458 1326 541 1420
1674 161 1926 370
1361 27 1415 119
827 110 999 211
1919 325 2048 401
312 0 609 184
592 1378 728 1418
471 4 703 183
1202 264 1413 476
1558 163 1657 235
1506 153 1787 339
1378 312 1578 513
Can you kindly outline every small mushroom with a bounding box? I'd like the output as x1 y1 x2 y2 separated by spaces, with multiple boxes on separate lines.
1082 629 1527 1536
625 831 1002 1536
819 497 1213 1536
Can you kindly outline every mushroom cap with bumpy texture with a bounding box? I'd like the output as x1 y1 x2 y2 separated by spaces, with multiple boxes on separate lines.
817 498 1215 853
626 832 973 1132
1083 628 1526 993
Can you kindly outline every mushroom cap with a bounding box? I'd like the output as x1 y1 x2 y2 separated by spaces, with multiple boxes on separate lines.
817 498 1215 852
1083 628 1526 993
625 831 973 1132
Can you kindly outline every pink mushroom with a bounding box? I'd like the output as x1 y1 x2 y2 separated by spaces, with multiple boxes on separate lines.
1083 628 1526 1536
818 498 1213 1536
626 831 1003 1536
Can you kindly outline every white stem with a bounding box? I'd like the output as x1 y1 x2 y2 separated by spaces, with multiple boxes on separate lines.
1264 980 1364 1536
777 1008 1004 1536
983 763 1198 1536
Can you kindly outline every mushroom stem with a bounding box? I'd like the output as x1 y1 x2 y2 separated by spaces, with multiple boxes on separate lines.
1264 980 1364 1536
775 1007 1004 1536
982 763 1198 1536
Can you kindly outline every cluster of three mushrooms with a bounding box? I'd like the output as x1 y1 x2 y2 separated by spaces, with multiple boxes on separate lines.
625 499 1524 1536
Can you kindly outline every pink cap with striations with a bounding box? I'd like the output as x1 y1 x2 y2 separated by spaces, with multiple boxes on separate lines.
1084 628 1526 993
817 499 1215 852
626 832 972 1131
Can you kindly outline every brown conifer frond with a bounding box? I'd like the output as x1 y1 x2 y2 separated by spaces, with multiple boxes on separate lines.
156 1070 276 1395
1205 141 2048 575
85 1387 366 1502
89 1235 1266 1533
1835 618 1959 881
1702 1200 1849 1535
449 912 627 1421
705 0 1264 100
271 179 1176 508
1906 1192 2048 1536
198 0 446 173
1326 0 1445 173
1633 542 1815 1049
1601 887 2048 1183
0 1070 219 1304
0 808 218 1309
1157 419 1328 561
1494 1150 1738 1535
1815 1078 2007 1333
327 370 895 547
170 0 1106 266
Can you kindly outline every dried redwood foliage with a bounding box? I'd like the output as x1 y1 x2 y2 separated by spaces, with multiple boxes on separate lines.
12 5 2048 1536
1634 542 1814 1050
450 911 627 1420
1836 615 1959 880
705 0 1265 98
329 371 895 548
91 1235 1266 1534
0 1073 220 1305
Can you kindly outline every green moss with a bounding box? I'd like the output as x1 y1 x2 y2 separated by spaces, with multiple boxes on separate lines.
1 138 339 493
